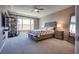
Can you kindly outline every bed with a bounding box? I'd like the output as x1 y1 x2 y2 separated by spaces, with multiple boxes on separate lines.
28 22 57 41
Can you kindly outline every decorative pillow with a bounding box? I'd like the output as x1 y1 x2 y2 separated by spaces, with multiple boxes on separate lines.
47 27 54 31
41 27 48 30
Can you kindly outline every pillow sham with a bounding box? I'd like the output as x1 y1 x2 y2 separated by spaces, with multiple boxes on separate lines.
47 27 54 31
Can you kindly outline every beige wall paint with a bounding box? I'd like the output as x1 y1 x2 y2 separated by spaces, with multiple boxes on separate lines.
39 6 75 33
34 18 39 29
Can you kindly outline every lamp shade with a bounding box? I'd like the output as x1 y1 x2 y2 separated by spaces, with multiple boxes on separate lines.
57 24 62 28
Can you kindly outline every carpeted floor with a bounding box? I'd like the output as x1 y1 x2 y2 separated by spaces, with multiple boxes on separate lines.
0 32 75 54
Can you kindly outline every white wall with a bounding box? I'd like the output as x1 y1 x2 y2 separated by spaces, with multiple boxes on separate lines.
0 5 10 42
0 6 5 42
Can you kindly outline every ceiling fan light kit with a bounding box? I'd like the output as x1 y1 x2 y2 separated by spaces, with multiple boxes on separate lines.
32 5 44 13
34 9 39 12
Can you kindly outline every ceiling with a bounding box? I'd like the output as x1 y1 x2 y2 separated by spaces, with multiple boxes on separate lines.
8 5 73 18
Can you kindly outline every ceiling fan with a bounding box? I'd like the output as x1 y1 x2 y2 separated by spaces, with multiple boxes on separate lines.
32 5 44 13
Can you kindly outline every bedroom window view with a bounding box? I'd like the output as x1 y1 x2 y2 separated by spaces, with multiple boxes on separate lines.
69 15 76 33
17 18 34 31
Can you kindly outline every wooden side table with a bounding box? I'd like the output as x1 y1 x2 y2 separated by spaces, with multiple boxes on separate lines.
54 31 64 40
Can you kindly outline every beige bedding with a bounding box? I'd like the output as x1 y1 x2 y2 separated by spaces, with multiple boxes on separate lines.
29 28 54 37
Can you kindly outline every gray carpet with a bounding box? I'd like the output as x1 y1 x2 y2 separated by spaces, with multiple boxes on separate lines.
0 32 75 54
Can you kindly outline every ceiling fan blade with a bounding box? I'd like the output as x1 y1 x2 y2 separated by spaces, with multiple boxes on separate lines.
31 5 44 13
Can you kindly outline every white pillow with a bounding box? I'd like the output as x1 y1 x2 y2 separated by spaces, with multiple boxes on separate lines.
41 27 47 30
47 27 54 31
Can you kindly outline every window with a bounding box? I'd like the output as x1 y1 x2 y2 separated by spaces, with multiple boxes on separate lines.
17 17 34 31
69 15 76 33
17 18 22 31
23 19 31 30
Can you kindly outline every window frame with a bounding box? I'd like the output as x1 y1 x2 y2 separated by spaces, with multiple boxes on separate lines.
69 13 76 34
17 17 34 31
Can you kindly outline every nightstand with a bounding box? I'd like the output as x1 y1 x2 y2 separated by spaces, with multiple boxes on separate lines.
54 31 64 40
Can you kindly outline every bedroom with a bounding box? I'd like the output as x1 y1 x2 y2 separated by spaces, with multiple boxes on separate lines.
0 5 75 54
